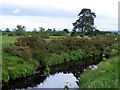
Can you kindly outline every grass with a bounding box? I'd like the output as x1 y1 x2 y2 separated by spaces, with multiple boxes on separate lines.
2 36 39 83
44 36 68 41
49 36 66 39
2 36 18 48
2 36 19 82
2 35 118 85
75 36 92 39
79 56 119 88
45 35 92 41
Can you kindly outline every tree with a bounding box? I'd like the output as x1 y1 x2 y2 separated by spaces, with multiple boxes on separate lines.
72 8 96 38
5 28 10 32
31 28 38 36
71 29 77 37
46 28 52 35
39 27 45 34
14 25 26 36
63 29 69 33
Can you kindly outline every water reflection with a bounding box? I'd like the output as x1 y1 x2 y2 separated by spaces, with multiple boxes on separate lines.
2 56 102 89
36 72 78 88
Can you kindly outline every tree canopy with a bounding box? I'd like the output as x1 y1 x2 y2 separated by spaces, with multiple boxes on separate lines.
63 29 69 33
14 25 26 36
72 8 96 38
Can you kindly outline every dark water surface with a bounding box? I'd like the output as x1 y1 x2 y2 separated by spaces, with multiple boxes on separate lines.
2 56 102 89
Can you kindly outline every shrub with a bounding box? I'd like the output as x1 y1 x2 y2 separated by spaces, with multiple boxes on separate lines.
2 69 9 83
39 34 49 38
7 36 48 68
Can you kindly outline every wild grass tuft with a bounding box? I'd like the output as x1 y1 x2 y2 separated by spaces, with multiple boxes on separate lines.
79 56 118 88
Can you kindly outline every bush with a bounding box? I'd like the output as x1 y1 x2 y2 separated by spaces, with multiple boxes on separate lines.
35 34 49 39
7 36 48 68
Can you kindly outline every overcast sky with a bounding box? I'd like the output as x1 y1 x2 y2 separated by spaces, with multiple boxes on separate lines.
0 0 119 31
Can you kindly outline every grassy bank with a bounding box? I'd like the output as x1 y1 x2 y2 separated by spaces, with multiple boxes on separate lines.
2 35 118 84
2 36 39 83
79 56 119 88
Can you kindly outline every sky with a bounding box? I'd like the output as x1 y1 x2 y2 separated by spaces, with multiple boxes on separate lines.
0 0 119 31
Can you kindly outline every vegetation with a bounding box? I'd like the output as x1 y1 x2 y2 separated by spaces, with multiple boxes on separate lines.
79 56 119 88
2 36 39 83
72 8 96 38
1 8 119 88
2 26 69 37
2 33 118 84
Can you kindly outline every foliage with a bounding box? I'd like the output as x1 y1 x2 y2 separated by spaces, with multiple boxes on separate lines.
64 81 71 89
13 25 27 36
2 36 39 83
2 34 118 83
72 8 96 38
63 29 69 33
102 57 106 61
2 69 9 83
43 66 50 76
79 56 118 88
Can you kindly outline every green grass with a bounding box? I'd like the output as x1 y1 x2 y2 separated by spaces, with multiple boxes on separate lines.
2 36 39 83
44 36 67 41
49 36 66 39
2 36 18 48
79 56 118 88
76 36 92 39
45 35 92 41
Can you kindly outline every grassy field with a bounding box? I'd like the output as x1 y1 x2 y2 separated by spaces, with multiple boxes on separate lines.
2 36 18 48
79 56 119 88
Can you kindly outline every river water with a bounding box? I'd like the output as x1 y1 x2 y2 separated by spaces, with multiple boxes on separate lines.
2 56 102 89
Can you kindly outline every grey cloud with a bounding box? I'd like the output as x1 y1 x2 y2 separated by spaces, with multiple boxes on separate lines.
2 4 78 18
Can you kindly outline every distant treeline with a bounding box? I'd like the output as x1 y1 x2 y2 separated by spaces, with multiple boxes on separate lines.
0 25 118 37
1 25 70 37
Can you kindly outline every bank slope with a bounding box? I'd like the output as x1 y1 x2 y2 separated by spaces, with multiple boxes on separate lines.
79 56 119 88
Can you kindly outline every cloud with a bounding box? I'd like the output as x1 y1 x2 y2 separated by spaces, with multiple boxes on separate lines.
1 0 118 31
94 15 117 31
2 5 77 18
0 15 117 31
0 15 76 31
13 9 20 13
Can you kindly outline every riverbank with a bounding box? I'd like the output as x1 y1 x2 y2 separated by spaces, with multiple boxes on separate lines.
2 56 103 89
2 36 40 83
79 56 119 88
2 35 118 85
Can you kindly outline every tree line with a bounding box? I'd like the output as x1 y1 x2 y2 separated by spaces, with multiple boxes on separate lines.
1 25 69 36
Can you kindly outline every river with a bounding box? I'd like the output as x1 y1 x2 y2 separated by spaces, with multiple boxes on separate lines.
2 56 102 89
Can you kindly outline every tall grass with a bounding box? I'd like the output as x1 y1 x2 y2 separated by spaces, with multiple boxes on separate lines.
79 56 118 88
